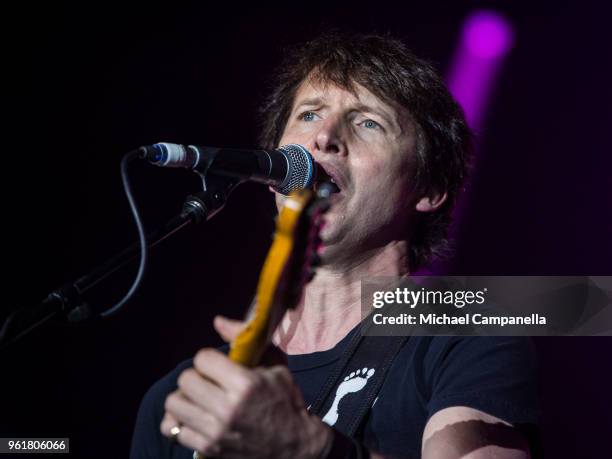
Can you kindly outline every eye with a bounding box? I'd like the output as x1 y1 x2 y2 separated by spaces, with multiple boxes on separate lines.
299 111 319 122
360 119 382 130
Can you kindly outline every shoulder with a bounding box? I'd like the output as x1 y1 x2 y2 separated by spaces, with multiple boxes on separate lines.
414 336 539 421
130 359 193 459
421 336 537 382
389 335 539 421
395 335 537 388
143 359 194 410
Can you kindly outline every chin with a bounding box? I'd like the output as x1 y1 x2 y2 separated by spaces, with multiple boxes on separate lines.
316 231 356 263
318 223 344 249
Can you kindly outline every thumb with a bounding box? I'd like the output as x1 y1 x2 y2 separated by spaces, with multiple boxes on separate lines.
214 315 247 343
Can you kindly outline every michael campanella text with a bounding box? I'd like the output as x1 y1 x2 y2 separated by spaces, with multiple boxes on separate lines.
372 313 547 326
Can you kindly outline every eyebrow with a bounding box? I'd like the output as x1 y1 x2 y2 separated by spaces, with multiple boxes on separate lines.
292 97 325 112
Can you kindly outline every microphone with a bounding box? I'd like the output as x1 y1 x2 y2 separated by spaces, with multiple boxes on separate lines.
139 143 315 195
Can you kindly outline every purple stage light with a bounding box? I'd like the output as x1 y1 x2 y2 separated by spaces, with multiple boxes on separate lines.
447 10 515 130
465 11 514 59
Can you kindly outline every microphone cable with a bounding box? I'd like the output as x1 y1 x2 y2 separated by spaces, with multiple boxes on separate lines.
99 149 148 318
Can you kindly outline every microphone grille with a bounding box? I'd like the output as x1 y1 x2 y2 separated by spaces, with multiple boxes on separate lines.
276 144 316 195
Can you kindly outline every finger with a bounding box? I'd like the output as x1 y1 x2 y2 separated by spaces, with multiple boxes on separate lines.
193 348 254 393
178 368 232 422
164 390 218 436
261 365 306 410
161 414 220 456
213 315 247 343
160 411 180 437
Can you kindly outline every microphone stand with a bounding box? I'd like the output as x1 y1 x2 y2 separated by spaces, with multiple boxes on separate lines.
0 175 238 349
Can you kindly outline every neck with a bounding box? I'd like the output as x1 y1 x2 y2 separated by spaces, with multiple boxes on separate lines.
273 240 410 354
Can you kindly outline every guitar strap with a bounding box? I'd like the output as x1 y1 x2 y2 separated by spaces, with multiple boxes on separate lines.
308 322 410 437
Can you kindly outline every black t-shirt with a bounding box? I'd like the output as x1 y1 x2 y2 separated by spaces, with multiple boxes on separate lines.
130 330 540 459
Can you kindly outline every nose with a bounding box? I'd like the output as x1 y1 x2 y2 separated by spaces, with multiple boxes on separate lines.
313 116 347 157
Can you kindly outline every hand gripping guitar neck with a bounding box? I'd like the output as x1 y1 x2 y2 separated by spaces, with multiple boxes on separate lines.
193 185 331 459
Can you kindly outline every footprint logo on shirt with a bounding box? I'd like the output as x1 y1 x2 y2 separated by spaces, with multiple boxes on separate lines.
322 367 376 426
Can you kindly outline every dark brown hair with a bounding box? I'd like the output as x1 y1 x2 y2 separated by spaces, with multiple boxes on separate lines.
258 33 472 270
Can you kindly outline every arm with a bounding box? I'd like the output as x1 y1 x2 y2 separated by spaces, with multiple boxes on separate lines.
418 336 539 459
421 406 530 459
367 406 531 459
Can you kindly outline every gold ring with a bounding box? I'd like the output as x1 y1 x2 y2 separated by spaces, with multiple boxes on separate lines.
170 424 182 441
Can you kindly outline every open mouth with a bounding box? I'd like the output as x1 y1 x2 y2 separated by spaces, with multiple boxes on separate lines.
313 165 341 195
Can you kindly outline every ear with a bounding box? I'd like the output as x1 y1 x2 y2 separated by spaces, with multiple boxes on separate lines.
415 190 448 213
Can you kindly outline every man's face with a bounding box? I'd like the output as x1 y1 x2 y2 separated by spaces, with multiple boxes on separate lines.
277 79 426 264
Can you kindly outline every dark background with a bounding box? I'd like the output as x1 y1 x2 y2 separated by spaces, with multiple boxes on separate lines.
2 1 611 457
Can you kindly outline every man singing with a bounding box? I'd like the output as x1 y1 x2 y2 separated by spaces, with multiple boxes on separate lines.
131 33 539 459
